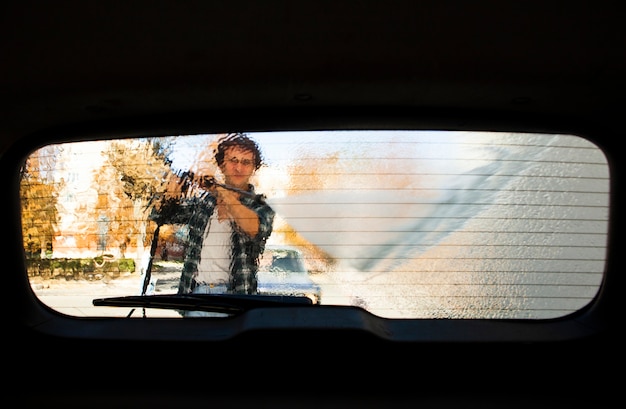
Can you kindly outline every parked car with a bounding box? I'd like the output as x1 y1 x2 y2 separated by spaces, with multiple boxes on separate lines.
258 246 322 304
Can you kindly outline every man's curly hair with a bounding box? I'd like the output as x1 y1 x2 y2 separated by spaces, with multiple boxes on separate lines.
214 132 263 170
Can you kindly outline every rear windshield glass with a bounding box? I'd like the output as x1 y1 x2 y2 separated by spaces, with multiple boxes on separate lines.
22 131 609 319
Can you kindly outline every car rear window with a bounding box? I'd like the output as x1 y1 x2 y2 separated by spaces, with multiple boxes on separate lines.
22 130 609 319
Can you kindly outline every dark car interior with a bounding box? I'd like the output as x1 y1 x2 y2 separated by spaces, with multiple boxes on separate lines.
3 1 623 407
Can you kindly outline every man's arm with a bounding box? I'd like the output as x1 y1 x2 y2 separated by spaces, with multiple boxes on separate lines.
150 173 205 225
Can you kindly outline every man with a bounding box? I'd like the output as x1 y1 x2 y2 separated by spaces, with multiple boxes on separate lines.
149 133 275 316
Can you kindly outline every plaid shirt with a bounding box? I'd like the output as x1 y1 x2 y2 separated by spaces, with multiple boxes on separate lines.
149 185 275 294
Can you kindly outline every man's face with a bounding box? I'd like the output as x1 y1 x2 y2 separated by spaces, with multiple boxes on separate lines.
220 146 256 189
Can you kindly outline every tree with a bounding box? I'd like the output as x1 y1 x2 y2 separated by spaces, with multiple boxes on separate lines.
20 146 60 260
103 138 175 272
89 161 136 258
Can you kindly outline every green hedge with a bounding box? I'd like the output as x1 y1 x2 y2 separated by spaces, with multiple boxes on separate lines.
26 257 136 279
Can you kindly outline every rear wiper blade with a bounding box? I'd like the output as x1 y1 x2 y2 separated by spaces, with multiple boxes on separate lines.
93 293 315 315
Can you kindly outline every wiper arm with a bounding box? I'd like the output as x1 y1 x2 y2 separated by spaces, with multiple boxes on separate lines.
93 293 315 316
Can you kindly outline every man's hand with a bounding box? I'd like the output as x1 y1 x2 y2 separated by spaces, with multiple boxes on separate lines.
215 186 260 237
